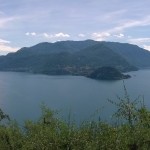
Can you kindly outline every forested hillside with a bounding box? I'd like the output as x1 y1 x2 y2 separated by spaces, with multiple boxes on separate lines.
1 40 148 76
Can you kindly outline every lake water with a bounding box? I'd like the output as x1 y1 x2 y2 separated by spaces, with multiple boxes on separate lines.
0 69 150 124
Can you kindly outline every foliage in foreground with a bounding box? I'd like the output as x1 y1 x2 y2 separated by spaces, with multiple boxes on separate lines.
0 90 150 150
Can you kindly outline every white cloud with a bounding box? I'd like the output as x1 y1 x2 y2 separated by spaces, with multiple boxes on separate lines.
0 43 19 54
26 32 70 40
0 39 10 44
127 38 150 51
25 32 30 36
78 34 86 38
129 38 150 44
89 16 150 43
43 33 50 38
25 32 36 36
54 32 70 38
92 32 111 41
107 16 150 34
31 32 36 36
93 16 150 41
0 38 19 54
143 45 150 51
114 33 124 38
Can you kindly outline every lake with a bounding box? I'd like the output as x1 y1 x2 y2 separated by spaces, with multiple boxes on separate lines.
0 69 150 124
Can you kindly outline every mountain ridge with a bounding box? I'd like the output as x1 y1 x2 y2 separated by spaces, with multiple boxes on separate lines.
0 40 149 78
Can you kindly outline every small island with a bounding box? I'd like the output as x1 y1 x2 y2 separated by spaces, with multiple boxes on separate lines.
88 66 131 80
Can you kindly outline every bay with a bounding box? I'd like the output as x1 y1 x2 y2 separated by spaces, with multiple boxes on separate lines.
0 69 150 124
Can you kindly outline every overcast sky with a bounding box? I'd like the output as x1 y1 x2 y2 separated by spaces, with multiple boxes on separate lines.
0 0 150 54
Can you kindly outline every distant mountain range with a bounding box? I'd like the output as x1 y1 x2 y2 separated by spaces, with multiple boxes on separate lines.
0 40 150 76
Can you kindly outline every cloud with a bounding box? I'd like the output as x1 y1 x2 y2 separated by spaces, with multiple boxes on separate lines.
114 33 124 38
43 33 51 38
129 38 150 44
91 32 125 41
31 32 36 36
25 32 37 36
25 32 30 36
92 32 111 41
89 15 150 42
143 45 150 51
26 32 70 40
92 15 150 42
107 16 150 34
43 32 70 39
54 32 70 38
78 34 86 37
128 38 150 51
0 43 19 54
0 38 19 54
0 39 10 44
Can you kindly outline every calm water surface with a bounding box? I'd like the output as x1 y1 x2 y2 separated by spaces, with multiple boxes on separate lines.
0 70 150 124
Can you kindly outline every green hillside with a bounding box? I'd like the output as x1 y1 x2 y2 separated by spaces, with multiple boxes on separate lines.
0 40 142 77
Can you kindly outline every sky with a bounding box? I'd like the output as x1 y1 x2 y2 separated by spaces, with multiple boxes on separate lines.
0 0 150 54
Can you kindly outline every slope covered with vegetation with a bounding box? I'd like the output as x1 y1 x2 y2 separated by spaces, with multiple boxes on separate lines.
89 66 131 80
0 40 141 76
103 41 150 68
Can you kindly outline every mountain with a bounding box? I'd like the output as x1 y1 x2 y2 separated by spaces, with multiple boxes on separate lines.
0 40 150 77
14 40 98 56
74 43 136 72
6 40 150 69
102 42 150 68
